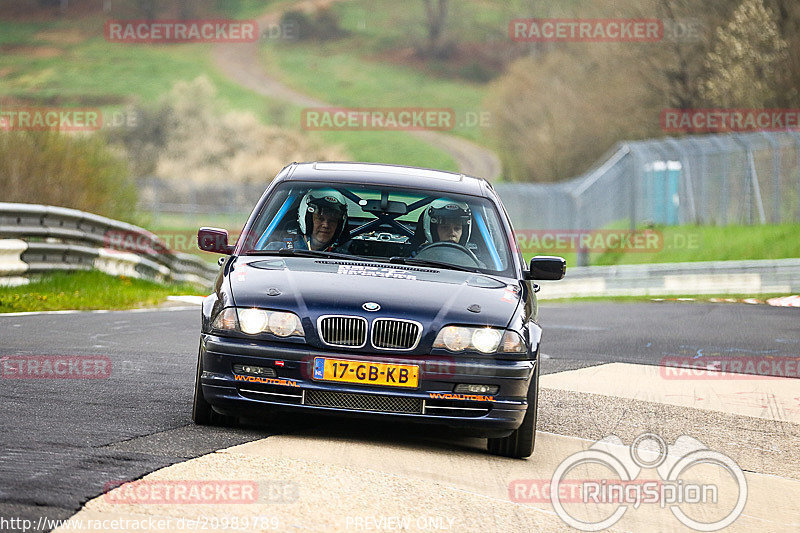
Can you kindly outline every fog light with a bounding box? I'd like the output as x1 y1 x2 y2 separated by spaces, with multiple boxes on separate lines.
454 383 499 395
233 364 276 377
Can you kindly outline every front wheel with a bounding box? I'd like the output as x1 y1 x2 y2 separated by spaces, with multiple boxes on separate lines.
487 361 539 458
192 347 237 426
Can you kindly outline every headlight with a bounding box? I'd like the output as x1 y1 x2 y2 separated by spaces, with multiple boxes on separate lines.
440 326 471 351
239 308 269 334
434 326 521 354
211 307 304 338
268 311 303 337
472 328 502 353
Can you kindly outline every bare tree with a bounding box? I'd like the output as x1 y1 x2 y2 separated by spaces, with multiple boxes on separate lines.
422 0 448 58
136 0 157 20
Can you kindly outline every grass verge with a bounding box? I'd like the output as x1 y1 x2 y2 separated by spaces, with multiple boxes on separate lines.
0 271 205 313
521 224 800 266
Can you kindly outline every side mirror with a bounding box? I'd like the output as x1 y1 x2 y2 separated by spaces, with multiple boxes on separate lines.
526 256 566 280
198 227 234 254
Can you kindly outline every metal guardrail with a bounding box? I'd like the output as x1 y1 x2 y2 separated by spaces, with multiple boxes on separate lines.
537 258 800 299
0 202 218 287
3 203 794 298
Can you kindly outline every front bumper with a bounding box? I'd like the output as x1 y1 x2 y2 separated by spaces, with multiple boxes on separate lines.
199 334 537 437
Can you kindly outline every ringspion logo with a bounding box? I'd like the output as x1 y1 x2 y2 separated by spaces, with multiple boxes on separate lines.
529 433 747 531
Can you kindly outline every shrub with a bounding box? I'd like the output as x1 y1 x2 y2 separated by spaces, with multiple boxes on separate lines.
279 6 344 41
108 76 346 188
0 130 137 221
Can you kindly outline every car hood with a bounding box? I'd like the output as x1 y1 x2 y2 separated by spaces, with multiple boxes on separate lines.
228 257 521 332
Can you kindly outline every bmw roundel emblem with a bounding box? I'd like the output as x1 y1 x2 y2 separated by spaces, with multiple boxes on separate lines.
362 302 380 312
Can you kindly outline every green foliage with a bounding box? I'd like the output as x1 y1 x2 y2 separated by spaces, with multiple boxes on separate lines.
107 76 346 185
701 0 790 107
0 130 138 222
486 46 653 182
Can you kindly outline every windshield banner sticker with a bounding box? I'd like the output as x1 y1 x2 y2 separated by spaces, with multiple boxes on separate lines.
337 265 418 280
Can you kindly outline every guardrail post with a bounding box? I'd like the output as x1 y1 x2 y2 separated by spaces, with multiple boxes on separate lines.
665 138 698 224
630 143 642 231
571 194 589 267
761 132 781 224
792 131 800 223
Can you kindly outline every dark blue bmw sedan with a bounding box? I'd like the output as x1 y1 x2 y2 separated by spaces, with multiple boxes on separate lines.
193 162 565 458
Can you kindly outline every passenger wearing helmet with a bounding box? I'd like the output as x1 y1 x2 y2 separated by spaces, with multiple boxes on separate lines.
422 198 472 246
412 198 485 268
296 188 348 251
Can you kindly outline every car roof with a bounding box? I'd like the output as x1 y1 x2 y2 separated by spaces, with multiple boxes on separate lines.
278 161 491 197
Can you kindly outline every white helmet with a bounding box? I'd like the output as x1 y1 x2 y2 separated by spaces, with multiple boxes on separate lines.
422 198 471 245
298 188 348 243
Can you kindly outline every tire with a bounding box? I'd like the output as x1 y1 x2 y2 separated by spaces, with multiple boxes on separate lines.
487 360 539 459
192 347 237 426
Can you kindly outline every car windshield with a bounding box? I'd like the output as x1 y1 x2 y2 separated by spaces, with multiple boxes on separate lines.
239 182 515 277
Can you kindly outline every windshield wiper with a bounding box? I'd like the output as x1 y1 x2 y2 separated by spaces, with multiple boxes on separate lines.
388 256 479 273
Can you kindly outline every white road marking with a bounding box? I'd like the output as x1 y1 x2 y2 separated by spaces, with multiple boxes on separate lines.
166 295 206 305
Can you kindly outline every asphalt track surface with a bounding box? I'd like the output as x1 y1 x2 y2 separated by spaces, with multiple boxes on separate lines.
1 301 797 531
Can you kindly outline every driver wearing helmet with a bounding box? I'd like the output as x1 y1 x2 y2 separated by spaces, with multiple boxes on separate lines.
421 198 472 246
295 188 348 251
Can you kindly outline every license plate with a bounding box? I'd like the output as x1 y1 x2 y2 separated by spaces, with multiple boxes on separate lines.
313 357 419 388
